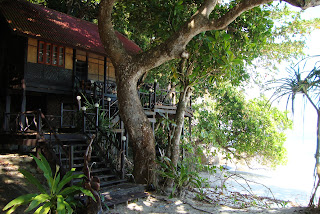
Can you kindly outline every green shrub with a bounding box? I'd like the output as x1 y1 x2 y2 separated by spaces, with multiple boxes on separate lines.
3 153 95 214
157 156 207 197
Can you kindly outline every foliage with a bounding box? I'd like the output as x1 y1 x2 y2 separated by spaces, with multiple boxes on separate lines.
27 0 100 22
156 155 207 198
193 83 292 168
2 153 95 214
269 56 320 112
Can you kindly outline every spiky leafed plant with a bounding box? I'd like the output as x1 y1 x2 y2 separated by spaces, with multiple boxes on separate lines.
270 55 320 207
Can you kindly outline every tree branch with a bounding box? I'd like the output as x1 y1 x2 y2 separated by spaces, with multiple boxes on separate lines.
285 0 320 9
98 0 128 65
209 0 272 30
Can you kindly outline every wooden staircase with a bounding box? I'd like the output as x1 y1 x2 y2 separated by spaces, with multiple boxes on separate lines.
51 135 126 187
49 132 148 207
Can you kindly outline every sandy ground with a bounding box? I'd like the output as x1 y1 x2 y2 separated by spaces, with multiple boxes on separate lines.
0 153 45 213
106 194 314 214
0 153 318 214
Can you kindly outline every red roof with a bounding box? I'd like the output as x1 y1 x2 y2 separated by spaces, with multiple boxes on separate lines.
0 0 141 55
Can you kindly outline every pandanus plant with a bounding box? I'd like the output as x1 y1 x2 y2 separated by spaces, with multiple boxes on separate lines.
270 55 320 207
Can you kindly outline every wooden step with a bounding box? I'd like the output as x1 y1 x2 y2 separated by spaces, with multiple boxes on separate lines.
101 183 147 207
44 133 87 142
112 129 125 133
148 118 156 123
100 179 127 187
73 150 86 154
73 160 106 167
97 174 117 180
68 143 87 147
91 167 111 173
144 110 156 116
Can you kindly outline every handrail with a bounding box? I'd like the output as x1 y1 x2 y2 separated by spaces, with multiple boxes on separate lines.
82 110 120 150
81 108 125 177
38 110 69 154
6 109 70 174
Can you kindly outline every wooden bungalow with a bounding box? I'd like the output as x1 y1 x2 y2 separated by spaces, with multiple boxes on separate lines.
0 0 193 207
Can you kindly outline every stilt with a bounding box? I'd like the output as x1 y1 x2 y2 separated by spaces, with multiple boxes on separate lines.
4 94 11 132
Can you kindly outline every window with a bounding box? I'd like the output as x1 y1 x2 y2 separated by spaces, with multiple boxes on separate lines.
52 45 58 65
38 41 45 63
37 41 64 67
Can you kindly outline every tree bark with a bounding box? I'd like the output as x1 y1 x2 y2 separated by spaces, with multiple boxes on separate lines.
116 69 156 184
170 88 193 168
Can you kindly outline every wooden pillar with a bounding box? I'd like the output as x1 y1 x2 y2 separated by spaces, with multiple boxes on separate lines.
153 81 157 108
82 109 87 134
20 79 26 130
103 56 107 94
37 109 42 134
95 103 99 135
20 37 28 131
4 94 11 132
69 145 74 186
72 49 76 94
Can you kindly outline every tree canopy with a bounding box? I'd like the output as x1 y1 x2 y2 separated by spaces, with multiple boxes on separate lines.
194 83 292 168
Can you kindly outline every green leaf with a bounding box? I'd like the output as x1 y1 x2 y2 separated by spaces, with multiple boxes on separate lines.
215 31 220 40
25 194 50 212
19 168 46 194
56 169 85 194
52 171 61 195
177 0 183 5
60 186 96 202
223 33 231 40
31 154 53 189
34 202 51 214
57 195 66 214
2 193 37 213
39 153 52 177
63 200 74 214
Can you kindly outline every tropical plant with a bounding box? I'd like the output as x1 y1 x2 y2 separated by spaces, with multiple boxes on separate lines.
2 153 95 214
156 155 207 198
269 56 320 206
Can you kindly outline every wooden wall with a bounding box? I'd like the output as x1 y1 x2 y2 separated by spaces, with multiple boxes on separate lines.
87 52 115 82
65 47 73 70
27 38 37 63
26 37 115 83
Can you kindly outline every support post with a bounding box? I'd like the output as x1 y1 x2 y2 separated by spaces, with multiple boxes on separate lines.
153 81 157 108
72 49 76 94
60 103 64 128
37 109 42 134
103 56 107 107
95 103 99 135
69 145 74 185
82 107 87 134
4 95 11 132
20 79 26 131
93 81 97 102
107 97 111 120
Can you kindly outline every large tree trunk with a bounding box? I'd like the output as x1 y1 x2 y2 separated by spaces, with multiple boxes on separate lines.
116 67 156 184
